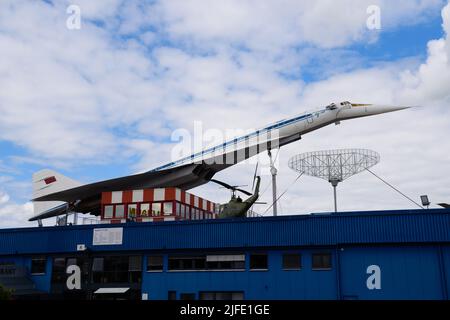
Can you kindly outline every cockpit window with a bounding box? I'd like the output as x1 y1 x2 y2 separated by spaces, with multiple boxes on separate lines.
326 103 337 110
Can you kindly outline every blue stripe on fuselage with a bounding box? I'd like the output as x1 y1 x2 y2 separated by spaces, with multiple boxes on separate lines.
151 111 322 171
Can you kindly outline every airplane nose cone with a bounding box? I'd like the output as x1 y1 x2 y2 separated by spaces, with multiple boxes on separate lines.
336 103 411 120
366 105 412 115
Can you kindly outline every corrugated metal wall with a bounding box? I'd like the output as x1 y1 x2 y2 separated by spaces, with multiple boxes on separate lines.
338 246 446 300
0 208 449 255
140 245 450 300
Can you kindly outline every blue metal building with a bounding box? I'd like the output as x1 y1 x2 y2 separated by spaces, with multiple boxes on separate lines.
1 208 450 300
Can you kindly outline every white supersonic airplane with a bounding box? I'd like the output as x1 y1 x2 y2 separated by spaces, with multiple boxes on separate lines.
30 101 409 221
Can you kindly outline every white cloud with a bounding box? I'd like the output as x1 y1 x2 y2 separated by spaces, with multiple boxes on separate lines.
0 1 162 165
63 0 123 21
0 192 10 205
398 4 450 105
156 0 444 49
0 191 34 228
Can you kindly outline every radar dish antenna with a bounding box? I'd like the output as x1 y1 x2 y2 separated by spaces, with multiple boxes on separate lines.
288 149 380 212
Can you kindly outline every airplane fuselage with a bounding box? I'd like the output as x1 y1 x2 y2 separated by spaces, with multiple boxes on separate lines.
30 101 409 221
151 101 405 172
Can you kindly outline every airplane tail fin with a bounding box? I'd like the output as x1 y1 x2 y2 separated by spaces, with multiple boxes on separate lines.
32 169 82 216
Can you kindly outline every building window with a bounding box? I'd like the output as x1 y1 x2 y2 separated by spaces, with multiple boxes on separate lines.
128 204 137 219
164 202 173 216
129 256 142 283
152 203 161 216
115 205 125 218
167 254 246 271
168 256 206 271
129 256 142 272
168 257 181 270
168 291 177 300
0 263 15 276
186 207 191 219
52 257 89 284
67 258 77 267
31 258 46 274
180 293 196 300
104 205 113 219
147 255 164 272
283 253 302 270
92 257 104 272
51 258 66 282
140 203 150 217
200 292 244 300
92 256 142 284
192 257 204 269
206 254 245 270
176 203 181 216
312 253 332 270
249 254 268 270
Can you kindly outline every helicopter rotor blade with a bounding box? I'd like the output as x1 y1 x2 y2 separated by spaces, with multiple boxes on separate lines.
211 179 251 195
231 185 248 188
210 179 234 190
235 188 252 196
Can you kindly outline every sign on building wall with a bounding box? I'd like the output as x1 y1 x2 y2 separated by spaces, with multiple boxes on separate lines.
92 228 123 246
366 265 381 290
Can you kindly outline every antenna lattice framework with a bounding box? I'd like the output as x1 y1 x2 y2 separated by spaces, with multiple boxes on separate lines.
288 149 380 183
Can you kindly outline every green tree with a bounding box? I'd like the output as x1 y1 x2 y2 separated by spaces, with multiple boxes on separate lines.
0 284 12 300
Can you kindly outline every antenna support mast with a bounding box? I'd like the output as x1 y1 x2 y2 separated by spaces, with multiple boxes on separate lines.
268 149 278 216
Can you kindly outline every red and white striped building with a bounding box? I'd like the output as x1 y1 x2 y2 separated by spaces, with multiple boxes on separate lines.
101 188 219 224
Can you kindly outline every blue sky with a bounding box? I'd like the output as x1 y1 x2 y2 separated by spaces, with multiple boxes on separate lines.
299 16 445 82
1 0 450 227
